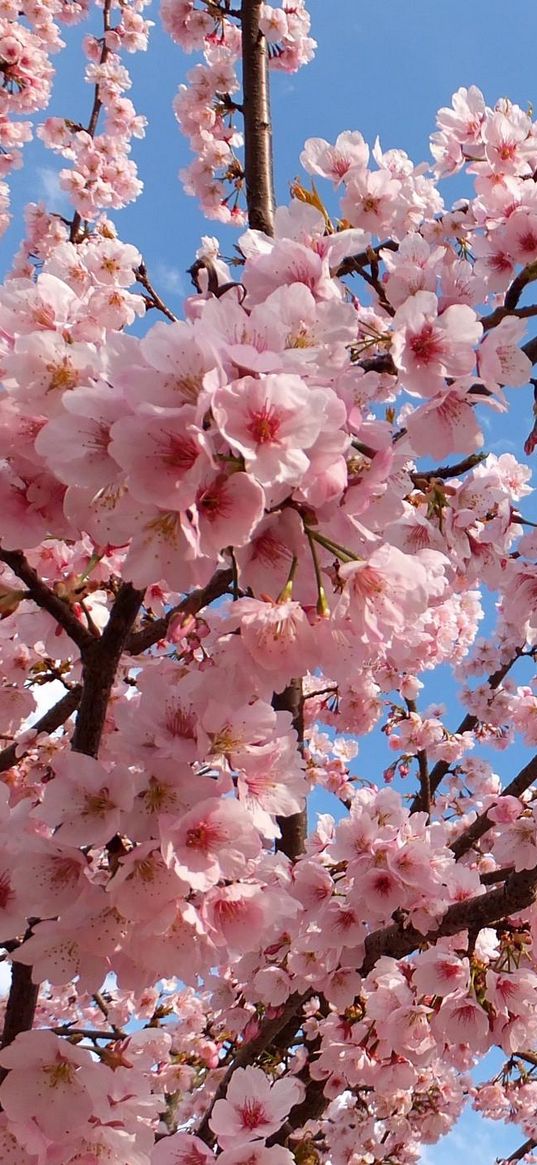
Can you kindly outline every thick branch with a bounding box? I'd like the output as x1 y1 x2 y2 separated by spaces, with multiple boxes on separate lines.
500 1139 537 1164
0 684 82 775
72 582 144 756
0 962 38 1074
360 864 537 976
273 679 307 860
0 586 144 1054
197 993 306 1144
0 549 94 655
241 0 275 235
126 567 233 655
450 751 537 861
411 452 487 483
267 1078 326 1145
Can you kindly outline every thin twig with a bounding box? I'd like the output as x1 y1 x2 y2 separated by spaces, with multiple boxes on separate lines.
410 651 522 814
135 263 178 321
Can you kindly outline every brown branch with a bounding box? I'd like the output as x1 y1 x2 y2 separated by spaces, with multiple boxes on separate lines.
0 549 94 655
481 261 537 329
70 0 112 242
72 582 144 756
51 1027 122 1041
0 585 144 1054
205 865 537 1146
197 993 307 1144
482 304 537 331
499 1138 537 1164
0 684 82 775
273 679 307 860
0 961 38 1077
450 752 537 861
404 698 431 819
334 239 399 279
267 1078 326 1145
481 866 514 885
241 0 275 235
523 335 537 365
410 651 522 814
411 452 487 483
360 864 537 976
135 263 178 322
126 567 233 655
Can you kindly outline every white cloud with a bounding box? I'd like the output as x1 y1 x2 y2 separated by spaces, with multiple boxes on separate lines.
36 167 71 214
152 261 185 299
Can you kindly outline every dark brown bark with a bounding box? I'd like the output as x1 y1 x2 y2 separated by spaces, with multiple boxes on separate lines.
273 679 307 860
126 567 233 655
0 684 82 775
502 1139 537 1164
450 751 537 861
0 549 94 655
410 651 521 813
0 585 144 1052
241 0 275 235
0 961 39 1075
71 582 144 757
360 864 537 976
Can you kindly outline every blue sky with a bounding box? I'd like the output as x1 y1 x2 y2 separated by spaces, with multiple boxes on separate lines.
6 1 537 1160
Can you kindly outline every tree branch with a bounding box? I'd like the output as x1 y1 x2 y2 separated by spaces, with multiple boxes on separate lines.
450 751 537 861
273 679 307 860
72 582 144 756
411 452 487 484
360 864 537 976
125 567 233 655
499 1138 537 1164
135 262 178 322
241 0 275 235
410 651 522 813
0 961 38 1076
197 993 307 1144
0 586 144 1054
0 549 94 655
0 684 82 775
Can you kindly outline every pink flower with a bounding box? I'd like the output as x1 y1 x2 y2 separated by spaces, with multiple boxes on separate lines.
412 947 470 997
212 374 328 504
431 993 491 1052
391 291 482 397
209 1066 305 1147
161 797 261 890
196 470 265 555
36 752 135 846
334 543 445 646
226 597 315 685
203 883 270 953
152 1132 214 1165
0 1030 105 1141
109 403 212 509
478 315 532 387
300 131 369 185
405 386 484 459
218 1147 295 1165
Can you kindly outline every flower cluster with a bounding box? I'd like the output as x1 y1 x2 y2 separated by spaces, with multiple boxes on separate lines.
164 1 315 220
0 12 536 1164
